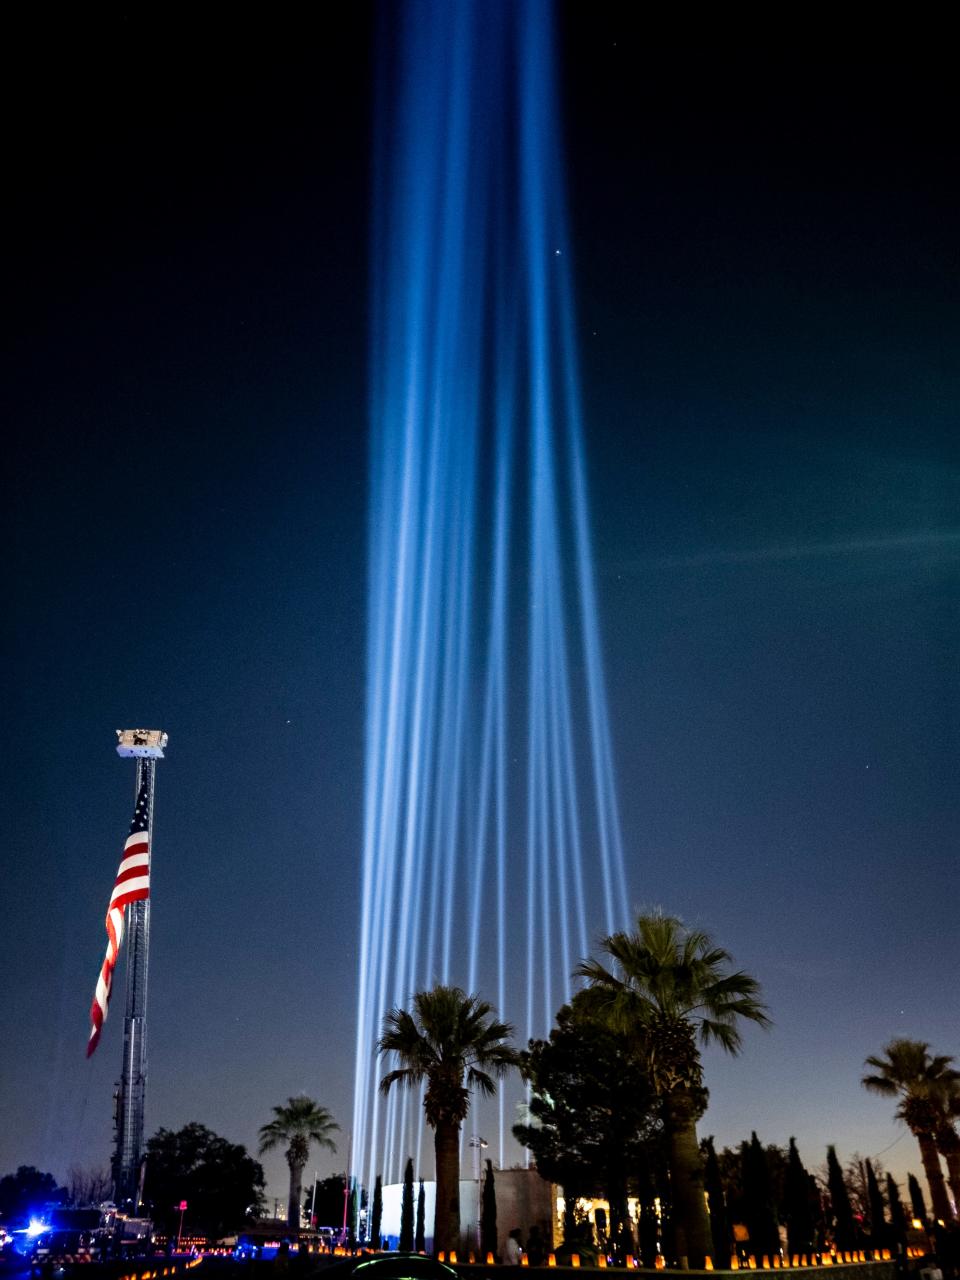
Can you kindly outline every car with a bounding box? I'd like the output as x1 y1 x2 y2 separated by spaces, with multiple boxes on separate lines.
320 1255 460 1280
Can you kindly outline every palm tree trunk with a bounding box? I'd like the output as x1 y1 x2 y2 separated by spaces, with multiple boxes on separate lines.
935 1127 960 1220
288 1159 304 1237
917 1133 954 1225
945 1154 960 1220
434 1118 461 1254
667 1099 713 1269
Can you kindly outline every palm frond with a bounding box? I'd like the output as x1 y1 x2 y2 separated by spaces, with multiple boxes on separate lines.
467 1068 496 1098
377 984 519 1130
380 1067 421 1096
577 912 769 1080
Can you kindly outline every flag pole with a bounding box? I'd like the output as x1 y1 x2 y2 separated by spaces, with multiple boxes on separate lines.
111 730 167 1210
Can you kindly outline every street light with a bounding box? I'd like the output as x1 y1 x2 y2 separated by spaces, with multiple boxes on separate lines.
310 1172 319 1229
469 1136 489 1250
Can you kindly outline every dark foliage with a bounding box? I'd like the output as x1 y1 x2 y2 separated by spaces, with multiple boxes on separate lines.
716 1141 789 1228
907 1173 927 1226
0 1166 67 1228
370 1175 382 1247
415 1179 425 1253
400 1158 414 1251
481 1159 497 1259
514 995 659 1234
865 1160 886 1245
304 1175 348 1228
826 1146 856 1251
65 1166 110 1208
143 1123 264 1239
636 1147 664 1268
783 1138 815 1257
886 1175 908 1253
808 1173 827 1250
702 1137 729 1264
741 1133 780 1259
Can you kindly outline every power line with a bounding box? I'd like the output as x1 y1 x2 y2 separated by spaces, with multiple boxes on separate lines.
870 1129 908 1159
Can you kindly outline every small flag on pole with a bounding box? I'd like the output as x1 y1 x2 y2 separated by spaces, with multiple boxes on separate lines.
87 768 151 1057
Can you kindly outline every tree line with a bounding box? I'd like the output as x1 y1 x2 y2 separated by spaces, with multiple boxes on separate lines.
374 911 960 1265
4 912 957 1265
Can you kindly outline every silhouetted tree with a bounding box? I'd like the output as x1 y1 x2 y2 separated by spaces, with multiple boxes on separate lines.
481 1159 497 1259
145 1124 265 1239
844 1156 870 1224
350 1182 360 1243
400 1158 414 1251
379 986 521 1254
66 1165 110 1207
702 1137 729 1265
304 1175 349 1228
370 1175 382 1248
0 1167 67 1228
886 1175 907 1255
863 1040 958 1225
865 1160 886 1246
934 1075 960 1213
808 1173 827 1250
826 1146 856 1251
636 1146 663 1268
742 1133 780 1260
514 995 658 1250
415 1180 425 1252
258 1097 338 1237
784 1138 815 1257
577 914 769 1270
907 1173 928 1226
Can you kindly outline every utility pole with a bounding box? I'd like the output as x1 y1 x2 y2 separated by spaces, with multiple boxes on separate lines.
111 729 167 1210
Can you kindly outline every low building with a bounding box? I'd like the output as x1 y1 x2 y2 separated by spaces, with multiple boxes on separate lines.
379 1168 555 1257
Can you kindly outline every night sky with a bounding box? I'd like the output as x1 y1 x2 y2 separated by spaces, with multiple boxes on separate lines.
3 5 957 1205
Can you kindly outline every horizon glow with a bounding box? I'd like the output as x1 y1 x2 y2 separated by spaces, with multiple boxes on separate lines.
352 0 630 1191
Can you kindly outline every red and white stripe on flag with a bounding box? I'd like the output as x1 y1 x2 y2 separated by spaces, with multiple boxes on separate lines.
87 774 151 1057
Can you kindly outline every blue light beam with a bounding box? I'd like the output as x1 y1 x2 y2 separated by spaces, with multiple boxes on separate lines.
352 0 632 1192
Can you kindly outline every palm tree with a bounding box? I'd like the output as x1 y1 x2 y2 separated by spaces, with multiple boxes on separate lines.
378 984 522 1254
576 912 770 1269
933 1077 960 1217
259 1096 338 1236
862 1040 958 1225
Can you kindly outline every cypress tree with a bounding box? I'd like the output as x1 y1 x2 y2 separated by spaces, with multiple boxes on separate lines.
400 1158 414 1251
742 1133 780 1260
826 1146 856 1251
907 1173 927 1227
415 1179 425 1253
481 1159 497 1259
636 1147 661 1269
703 1137 729 1265
865 1160 886 1247
886 1174 907 1255
370 1174 383 1248
784 1138 815 1257
807 1173 826 1251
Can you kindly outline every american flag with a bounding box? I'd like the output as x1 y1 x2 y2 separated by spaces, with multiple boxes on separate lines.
87 768 152 1057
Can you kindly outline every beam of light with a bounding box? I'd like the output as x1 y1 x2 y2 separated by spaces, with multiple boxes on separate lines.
352 0 632 1195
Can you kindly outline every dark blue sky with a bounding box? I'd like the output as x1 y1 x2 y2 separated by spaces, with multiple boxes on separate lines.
3 5 957 1203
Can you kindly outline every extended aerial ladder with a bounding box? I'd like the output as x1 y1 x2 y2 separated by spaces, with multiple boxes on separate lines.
111 729 168 1210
